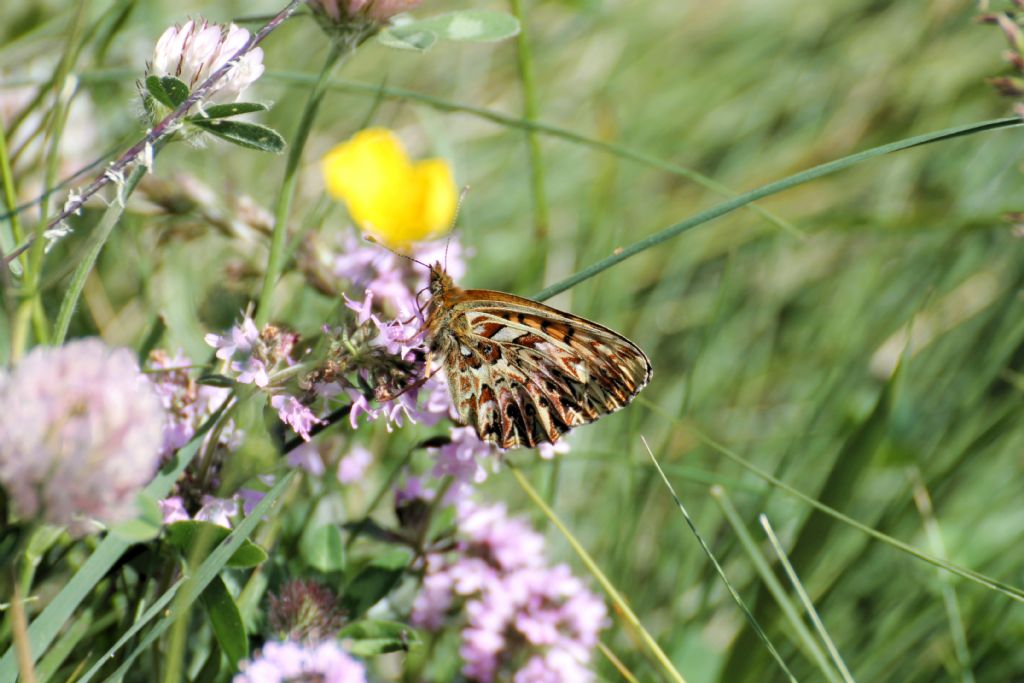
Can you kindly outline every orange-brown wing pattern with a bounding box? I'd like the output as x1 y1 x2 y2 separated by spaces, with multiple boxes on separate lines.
441 290 651 449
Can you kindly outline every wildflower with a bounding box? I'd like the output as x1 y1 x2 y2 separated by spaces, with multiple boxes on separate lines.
147 19 264 109
148 349 231 455
268 579 346 643
159 496 190 524
310 0 422 28
195 495 239 528
337 445 373 483
321 128 457 248
206 317 302 391
272 395 322 442
429 426 498 491
288 443 326 476
412 502 607 682
234 640 366 683
0 339 166 535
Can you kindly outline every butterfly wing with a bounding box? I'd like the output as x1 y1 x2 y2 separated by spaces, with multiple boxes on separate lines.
442 289 652 449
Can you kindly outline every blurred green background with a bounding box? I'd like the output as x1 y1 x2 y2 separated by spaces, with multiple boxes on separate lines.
4 0 1024 681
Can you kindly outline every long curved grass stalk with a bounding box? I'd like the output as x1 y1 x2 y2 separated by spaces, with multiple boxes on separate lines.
508 464 687 683
532 117 1022 301
256 41 344 326
266 71 800 236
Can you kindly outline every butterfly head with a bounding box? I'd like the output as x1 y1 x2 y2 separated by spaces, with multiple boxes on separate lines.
429 262 454 299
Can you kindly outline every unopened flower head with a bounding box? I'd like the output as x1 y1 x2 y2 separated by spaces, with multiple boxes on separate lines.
146 18 264 111
268 579 345 643
310 0 422 31
234 640 366 683
0 339 166 535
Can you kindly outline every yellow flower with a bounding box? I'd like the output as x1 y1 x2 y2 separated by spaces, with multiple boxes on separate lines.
321 128 456 249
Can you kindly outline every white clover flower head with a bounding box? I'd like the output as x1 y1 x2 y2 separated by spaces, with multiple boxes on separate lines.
148 18 264 107
0 339 166 535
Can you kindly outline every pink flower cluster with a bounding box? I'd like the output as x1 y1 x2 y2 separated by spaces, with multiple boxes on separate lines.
412 502 608 682
330 235 460 429
148 349 233 455
206 317 322 441
234 640 366 683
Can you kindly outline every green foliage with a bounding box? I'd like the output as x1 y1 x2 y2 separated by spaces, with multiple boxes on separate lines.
190 119 286 153
340 551 410 620
200 576 249 669
165 521 269 569
4 0 1024 681
145 75 189 109
339 620 421 656
379 9 520 51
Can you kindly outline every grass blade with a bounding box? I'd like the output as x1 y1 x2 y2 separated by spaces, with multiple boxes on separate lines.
711 486 842 683
760 514 856 683
640 438 796 683
508 464 688 683
98 472 294 682
532 117 1022 301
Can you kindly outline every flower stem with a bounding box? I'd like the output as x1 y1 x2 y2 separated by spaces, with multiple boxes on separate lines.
256 41 346 326
9 578 35 683
508 0 550 244
1 0 303 269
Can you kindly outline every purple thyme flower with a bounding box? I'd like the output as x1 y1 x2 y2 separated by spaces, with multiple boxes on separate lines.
429 427 499 495
234 640 366 683
288 442 326 476
148 349 231 455
159 496 190 524
412 502 607 683
337 444 373 483
272 395 322 442
0 339 166 535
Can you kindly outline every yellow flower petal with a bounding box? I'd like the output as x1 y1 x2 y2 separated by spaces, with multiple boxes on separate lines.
321 128 456 249
411 159 457 241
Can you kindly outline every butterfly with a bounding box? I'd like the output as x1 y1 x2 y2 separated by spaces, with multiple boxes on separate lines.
423 263 652 450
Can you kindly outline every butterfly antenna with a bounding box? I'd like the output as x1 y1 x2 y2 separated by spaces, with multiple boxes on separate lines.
364 235 430 270
445 185 471 272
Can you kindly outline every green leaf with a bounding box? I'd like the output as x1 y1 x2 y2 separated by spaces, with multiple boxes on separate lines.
340 551 410 619
198 373 235 388
87 473 294 683
418 9 520 42
378 27 438 51
201 576 248 668
339 620 420 656
166 520 268 569
160 76 190 106
380 10 519 50
300 524 346 573
145 75 175 109
110 490 163 542
188 101 269 120
191 119 286 153
0 425 215 683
